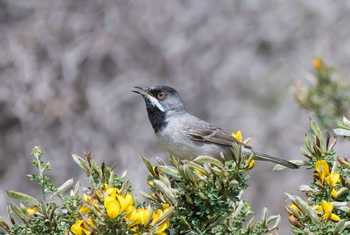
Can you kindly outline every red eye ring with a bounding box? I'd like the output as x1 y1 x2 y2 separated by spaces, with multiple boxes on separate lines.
157 91 167 100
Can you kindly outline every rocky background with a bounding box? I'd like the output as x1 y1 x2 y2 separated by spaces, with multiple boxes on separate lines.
1 1 350 233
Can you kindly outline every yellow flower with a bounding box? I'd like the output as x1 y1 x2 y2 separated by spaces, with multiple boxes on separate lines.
325 173 340 188
315 160 330 184
103 185 135 218
70 219 93 235
105 187 118 197
136 208 151 225
71 220 85 235
288 203 301 216
152 208 170 235
26 206 38 216
126 207 151 225
315 201 340 222
246 158 255 170
331 188 337 199
312 58 323 70
79 206 91 215
104 196 121 219
162 203 170 209
117 192 134 213
232 130 243 142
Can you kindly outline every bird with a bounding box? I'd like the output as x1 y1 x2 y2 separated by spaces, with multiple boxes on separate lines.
132 85 298 169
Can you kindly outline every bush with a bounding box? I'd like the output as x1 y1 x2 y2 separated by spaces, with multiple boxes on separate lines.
0 142 279 235
143 143 279 234
0 148 173 235
294 58 350 129
285 120 350 234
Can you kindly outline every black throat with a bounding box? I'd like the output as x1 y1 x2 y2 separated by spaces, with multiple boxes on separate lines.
146 106 167 133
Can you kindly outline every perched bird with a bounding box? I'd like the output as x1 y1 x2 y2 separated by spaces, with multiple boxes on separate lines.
132 85 298 169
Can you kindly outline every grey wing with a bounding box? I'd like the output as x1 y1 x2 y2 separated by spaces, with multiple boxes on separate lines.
184 117 251 149
182 115 298 169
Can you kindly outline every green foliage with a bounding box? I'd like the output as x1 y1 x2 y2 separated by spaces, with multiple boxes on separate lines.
289 60 350 233
144 144 280 235
29 146 57 195
1 145 280 235
70 154 173 235
294 58 350 129
0 148 173 235
2 146 77 235
286 121 350 234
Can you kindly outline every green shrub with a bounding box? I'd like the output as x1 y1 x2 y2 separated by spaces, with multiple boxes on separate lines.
294 58 350 129
0 143 279 235
144 144 279 234
0 149 172 235
286 121 350 234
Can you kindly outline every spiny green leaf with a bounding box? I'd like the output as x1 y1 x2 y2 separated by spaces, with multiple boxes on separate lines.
6 191 39 206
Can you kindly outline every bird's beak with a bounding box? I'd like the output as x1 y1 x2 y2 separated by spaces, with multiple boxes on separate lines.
132 86 149 97
131 86 165 112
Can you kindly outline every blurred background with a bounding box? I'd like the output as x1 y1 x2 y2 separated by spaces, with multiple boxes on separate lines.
1 0 350 233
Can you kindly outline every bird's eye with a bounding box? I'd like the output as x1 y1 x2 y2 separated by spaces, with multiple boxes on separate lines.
157 91 167 100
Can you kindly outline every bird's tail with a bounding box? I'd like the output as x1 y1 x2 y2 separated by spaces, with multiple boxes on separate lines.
253 152 299 169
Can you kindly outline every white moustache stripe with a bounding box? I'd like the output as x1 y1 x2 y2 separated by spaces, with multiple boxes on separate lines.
147 95 165 112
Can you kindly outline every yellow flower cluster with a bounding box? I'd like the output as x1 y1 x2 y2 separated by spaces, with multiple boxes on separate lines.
104 187 134 219
314 160 341 221
315 160 341 199
71 218 95 235
26 206 38 216
150 205 171 235
70 194 97 235
315 201 340 222
232 130 255 170
70 185 171 235
287 158 344 228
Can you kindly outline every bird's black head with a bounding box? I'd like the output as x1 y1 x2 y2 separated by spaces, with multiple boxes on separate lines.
132 85 185 132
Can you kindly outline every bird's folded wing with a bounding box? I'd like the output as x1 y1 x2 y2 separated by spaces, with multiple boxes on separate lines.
186 126 251 148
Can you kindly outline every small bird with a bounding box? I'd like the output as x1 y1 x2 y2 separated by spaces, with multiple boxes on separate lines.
132 85 298 169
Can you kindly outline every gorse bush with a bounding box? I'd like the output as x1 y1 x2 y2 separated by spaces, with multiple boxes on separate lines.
143 134 279 234
0 148 173 235
69 154 173 235
286 120 350 234
0 138 279 235
1 146 78 235
287 59 350 233
294 58 350 129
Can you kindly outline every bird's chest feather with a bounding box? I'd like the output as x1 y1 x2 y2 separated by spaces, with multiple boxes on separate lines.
155 116 223 158
156 118 197 158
